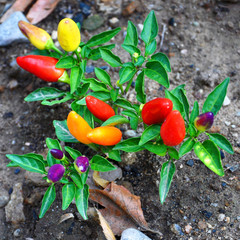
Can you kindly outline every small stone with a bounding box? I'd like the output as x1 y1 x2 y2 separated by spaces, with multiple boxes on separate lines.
122 1 140 16
193 21 199 27
231 124 236 128
138 23 143 32
209 125 221 133
121 228 152 240
236 111 240 117
185 224 192 234
202 210 212 219
3 112 13 119
121 152 137 165
236 182 240 191
218 213 225 222
25 171 50 187
51 30 58 40
79 2 91 17
82 15 104 31
237 216 240 221
124 130 137 138
225 164 239 173
211 203 218 207
225 217 230 224
0 85 4 93
109 17 119 28
180 49 188 55
198 220 207 229
14 168 20 174
225 121 231 126
223 96 231 106
85 65 94 74
13 229 21 237
227 21 234 28
220 150 225 159
170 224 184 236
0 12 28 47
8 79 18 90
186 159 194 167
168 17 175 26
73 12 84 26
0 187 9 207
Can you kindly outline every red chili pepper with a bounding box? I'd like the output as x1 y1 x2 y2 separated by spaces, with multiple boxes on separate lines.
160 110 186 146
85 95 115 121
141 98 173 125
16 55 69 83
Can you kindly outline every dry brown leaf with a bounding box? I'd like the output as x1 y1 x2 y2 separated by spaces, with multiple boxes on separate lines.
58 213 74 224
89 182 151 236
93 171 110 188
26 0 61 24
0 0 33 23
96 208 116 240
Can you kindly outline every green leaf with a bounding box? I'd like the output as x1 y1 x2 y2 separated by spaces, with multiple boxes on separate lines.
86 28 121 47
121 44 140 56
83 78 108 92
151 52 171 72
41 93 73 106
53 120 79 143
113 138 144 152
144 142 167 156
70 172 83 189
134 56 145 67
124 21 138 47
110 88 119 102
139 124 161 146
81 168 89 185
119 67 136 84
145 61 169 88
24 87 65 102
145 39 157 56
190 101 199 123
76 83 90 97
80 59 87 73
108 149 121 162
90 155 116 172
188 123 197 137
6 154 46 174
46 138 61 150
100 49 122 67
84 107 94 128
102 115 129 126
88 44 115 60
115 99 136 112
194 141 224 176
202 78 230 115
62 183 76 210
135 71 146 104
168 147 179 160
207 133 234 154
95 67 112 87
56 56 77 69
81 45 91 59
179 138 195 157
165 90 184 118
39 184 56 218
121 110 139 130
23 153 46 164
64 146 82 160
7 161 19 167
70 66 83 94
75 184 89 220
141 10 158 45
159 160 175 204
47 151 58 167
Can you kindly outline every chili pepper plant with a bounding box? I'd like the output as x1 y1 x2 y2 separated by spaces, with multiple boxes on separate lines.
6 11 234 220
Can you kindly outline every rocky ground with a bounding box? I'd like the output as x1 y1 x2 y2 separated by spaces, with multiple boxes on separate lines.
0 0 240 239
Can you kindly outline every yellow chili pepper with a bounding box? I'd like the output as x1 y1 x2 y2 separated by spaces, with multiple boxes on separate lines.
57 18 81 52
18 21 55 50
67 111 92 144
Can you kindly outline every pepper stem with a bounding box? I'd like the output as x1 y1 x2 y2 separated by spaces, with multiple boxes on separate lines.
50 44 64 56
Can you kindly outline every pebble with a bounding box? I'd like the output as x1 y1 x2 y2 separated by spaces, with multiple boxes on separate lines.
109 17 120 28
51 30 58 40
73 12 84 26
79 2 91 17
184 224 192 234
218 213 226 222
223 96 231 106
202 210 213 219
171 224 184 236
138 24 143 32
0 187 10 208
221 182 227 187
168 17 175 26
227 21 234 28
124 130 137 138
8 79 18 90
236 111 240 117
225 164 239 172
193 21 199 27
3 112 13 119
82 14 104 31
85 65 94 74
220 150 225 159
13 229 21 237
225 121 231 126
121 228 152 240
225 217 230 224
198 220 207 229
25 171 50 187
180 49 188 55
0 11 28 47
186 159 194 167
14 168 20 174
122 1 140 16
211 203 218 207
237 216 240 222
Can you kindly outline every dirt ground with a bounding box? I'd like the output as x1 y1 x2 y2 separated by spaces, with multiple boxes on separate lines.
0 0 240 239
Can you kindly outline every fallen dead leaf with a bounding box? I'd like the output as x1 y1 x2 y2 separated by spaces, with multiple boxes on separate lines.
89 182 162 236
93 171 110 188
58 213 74 224
0 0 33 23
26 0 61 24
96 208 116 240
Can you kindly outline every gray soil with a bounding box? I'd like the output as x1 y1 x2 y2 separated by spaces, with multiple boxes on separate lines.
0 0 240 239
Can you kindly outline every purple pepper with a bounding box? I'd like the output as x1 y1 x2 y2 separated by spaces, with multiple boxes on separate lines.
50 149 64 160
74 156 89 173
194 112 214 132
47 164 65 183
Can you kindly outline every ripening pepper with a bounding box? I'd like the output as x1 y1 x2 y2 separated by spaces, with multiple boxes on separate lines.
57 18 81 52
194 112 214 132
85 96 115 121
87 126 122 146
50 149 64 160
18 20 56 51
16 55 70 83
74 156 89 174
47 164 65 183
160 110 186 146
67 111 93 144
141 98 173 125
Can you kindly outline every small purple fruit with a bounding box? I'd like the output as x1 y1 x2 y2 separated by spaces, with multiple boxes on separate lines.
74 156 89 173
50 149 64 160
194 112 214 132
47 164 65 183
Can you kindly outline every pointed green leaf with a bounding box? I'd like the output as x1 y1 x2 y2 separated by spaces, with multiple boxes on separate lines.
88 44 115 60
159 160 175 204
144 142 167 156
145 39 157 56
135 71 146 104
75 184 89 220
70 172 83 189
56 56 76 69
124 21 138 46
90 155 117 172
108 149 121 162
168 147 179 160
110 88 119 102
83 78 108 92
179 138 195 157
151 52 171 72
64 146 82 160
62 183 76 210
39 184 56 218
139 124 161 145
95 67 112 86
46 138 61 150
119 67 136 84
113 138 144 152
102 115 129 126
134 56 145 67
115 99 136 112
190 101 199 123
202 78 230 115
121 44 140 55
41 93 73 106
70 66 83 94
100 49 122 67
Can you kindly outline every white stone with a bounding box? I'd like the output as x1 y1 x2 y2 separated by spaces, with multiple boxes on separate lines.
218 213 226 222
223 96 231 106
180 49 188 55
121 228 152 240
